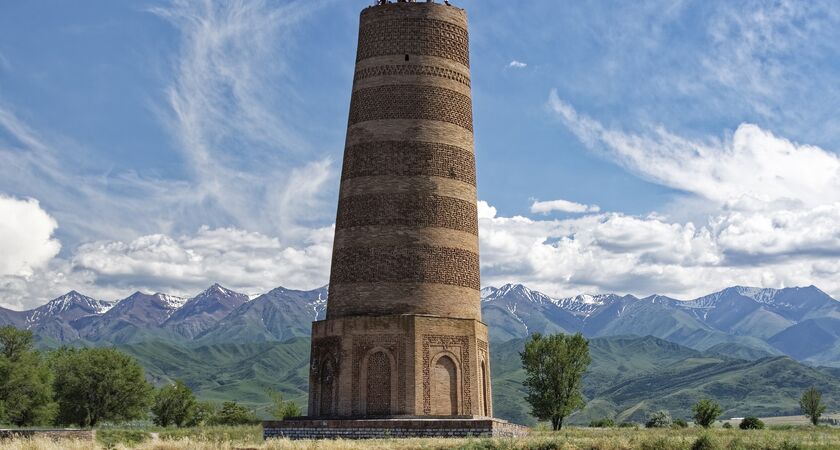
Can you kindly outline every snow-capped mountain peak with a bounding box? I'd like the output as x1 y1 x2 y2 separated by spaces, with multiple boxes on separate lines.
486 284 554 304
155 293 187 310
25 291 114 326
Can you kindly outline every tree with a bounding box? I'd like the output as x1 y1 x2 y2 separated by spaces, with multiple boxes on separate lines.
151 380 197 427
0 326 57 426
520 332 591 430
645 410 672 428
186 401 216 427
269 390 302 420
739 417 764 430
210 401 257 425
50 347 153 427
800 387 826 426
692 399 722 428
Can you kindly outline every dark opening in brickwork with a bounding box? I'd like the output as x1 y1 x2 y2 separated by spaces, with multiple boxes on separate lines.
357 18 469 67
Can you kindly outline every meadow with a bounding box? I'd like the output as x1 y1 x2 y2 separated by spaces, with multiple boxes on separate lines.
2 426 840 450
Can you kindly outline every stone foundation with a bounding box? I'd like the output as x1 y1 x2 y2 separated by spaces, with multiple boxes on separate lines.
263 418 528 440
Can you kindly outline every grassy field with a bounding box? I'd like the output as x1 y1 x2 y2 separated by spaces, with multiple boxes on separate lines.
2 426 840 450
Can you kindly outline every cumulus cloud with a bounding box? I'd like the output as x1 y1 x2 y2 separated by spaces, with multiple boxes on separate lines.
507 60 527 69
0 195 61 276
527 93 840 298
531 199 600 214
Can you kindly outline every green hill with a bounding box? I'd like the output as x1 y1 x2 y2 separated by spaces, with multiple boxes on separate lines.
114 334 840 425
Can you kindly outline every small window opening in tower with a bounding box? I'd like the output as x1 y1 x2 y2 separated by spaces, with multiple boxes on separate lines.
405 54 410 61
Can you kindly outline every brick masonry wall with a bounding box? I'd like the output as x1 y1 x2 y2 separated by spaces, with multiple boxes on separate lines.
263 419 529 440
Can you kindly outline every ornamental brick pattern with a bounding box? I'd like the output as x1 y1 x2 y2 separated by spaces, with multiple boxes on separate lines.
342 141 476 185
348 85 473 132
296 2 501 427
330 246 480 290
335 193 478 235
357 18 470 67
354 64 471 88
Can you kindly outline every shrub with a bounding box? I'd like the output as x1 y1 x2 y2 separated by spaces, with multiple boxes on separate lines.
151 380 197 427
210 401 257 426
269 390 302 420
618 422 637 428
589 417 615 428
722 422 733 429
692 398 722 428
691 434 720 450
96 429 151 448
672 418 689 428
645 410 672 428
739 416 764 430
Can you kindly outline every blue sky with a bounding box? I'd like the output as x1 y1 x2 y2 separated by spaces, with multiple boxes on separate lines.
2 0 840 309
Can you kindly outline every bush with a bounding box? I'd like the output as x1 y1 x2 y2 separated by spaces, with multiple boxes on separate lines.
618 422 637 428
672 418 689 428
645 410 672 428
722 422 733 429
96 429 151 448
692 398 722 428
589 417 615 428
210 401 257 425
739 416 764 430
691 435 720 450
151 380 197 427
269 390 302 420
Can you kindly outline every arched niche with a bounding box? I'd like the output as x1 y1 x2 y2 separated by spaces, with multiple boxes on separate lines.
360 347 398 416
430 351 461 415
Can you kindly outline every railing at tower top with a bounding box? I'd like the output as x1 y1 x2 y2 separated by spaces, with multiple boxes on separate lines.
373 0 454 6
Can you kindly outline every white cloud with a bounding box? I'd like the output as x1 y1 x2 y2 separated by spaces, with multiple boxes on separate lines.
477 200 497 219
507 60 527 69
0 195 61 277
531 199 600 214
530 93 840 298
549 91 840 209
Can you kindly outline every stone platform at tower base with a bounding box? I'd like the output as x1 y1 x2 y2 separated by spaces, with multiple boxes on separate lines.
262 417 528 440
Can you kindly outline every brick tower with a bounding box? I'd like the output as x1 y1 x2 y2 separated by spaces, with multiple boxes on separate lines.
309 0 491 418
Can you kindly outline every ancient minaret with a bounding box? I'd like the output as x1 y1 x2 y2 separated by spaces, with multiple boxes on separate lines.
309 0 490 418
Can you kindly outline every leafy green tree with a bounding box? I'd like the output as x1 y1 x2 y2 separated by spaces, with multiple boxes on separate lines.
739 417 764 430
186 401 216 427
0 326 57 426
800 387 826 426
210 401 257 425
269 390 302 420
50 347 153 427
151 380 197 427
645 410 672 428
520 332 591 430
692 399 722 428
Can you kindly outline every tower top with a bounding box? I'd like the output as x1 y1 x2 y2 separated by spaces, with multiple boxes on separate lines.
373 0 455 6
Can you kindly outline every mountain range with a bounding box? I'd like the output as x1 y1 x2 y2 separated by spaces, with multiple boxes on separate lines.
3 283 840 367
3 282 840 424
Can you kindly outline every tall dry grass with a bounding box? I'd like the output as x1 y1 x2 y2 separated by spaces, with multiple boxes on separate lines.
2 427 840 450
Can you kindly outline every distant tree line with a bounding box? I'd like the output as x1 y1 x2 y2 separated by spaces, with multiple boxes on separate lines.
521 331 831 431
0 326 299 428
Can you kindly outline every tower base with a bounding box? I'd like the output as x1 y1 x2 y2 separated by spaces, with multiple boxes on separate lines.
308 314 492 417
262 417 528 440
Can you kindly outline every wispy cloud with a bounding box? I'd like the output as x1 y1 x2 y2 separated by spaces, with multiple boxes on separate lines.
507 60 527 69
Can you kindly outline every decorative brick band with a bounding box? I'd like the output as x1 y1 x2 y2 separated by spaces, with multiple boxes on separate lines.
330 246 480 290
342 141 476 186
348 85 473 132
354 65 471 88
357 18 469 67
336 193 478 235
